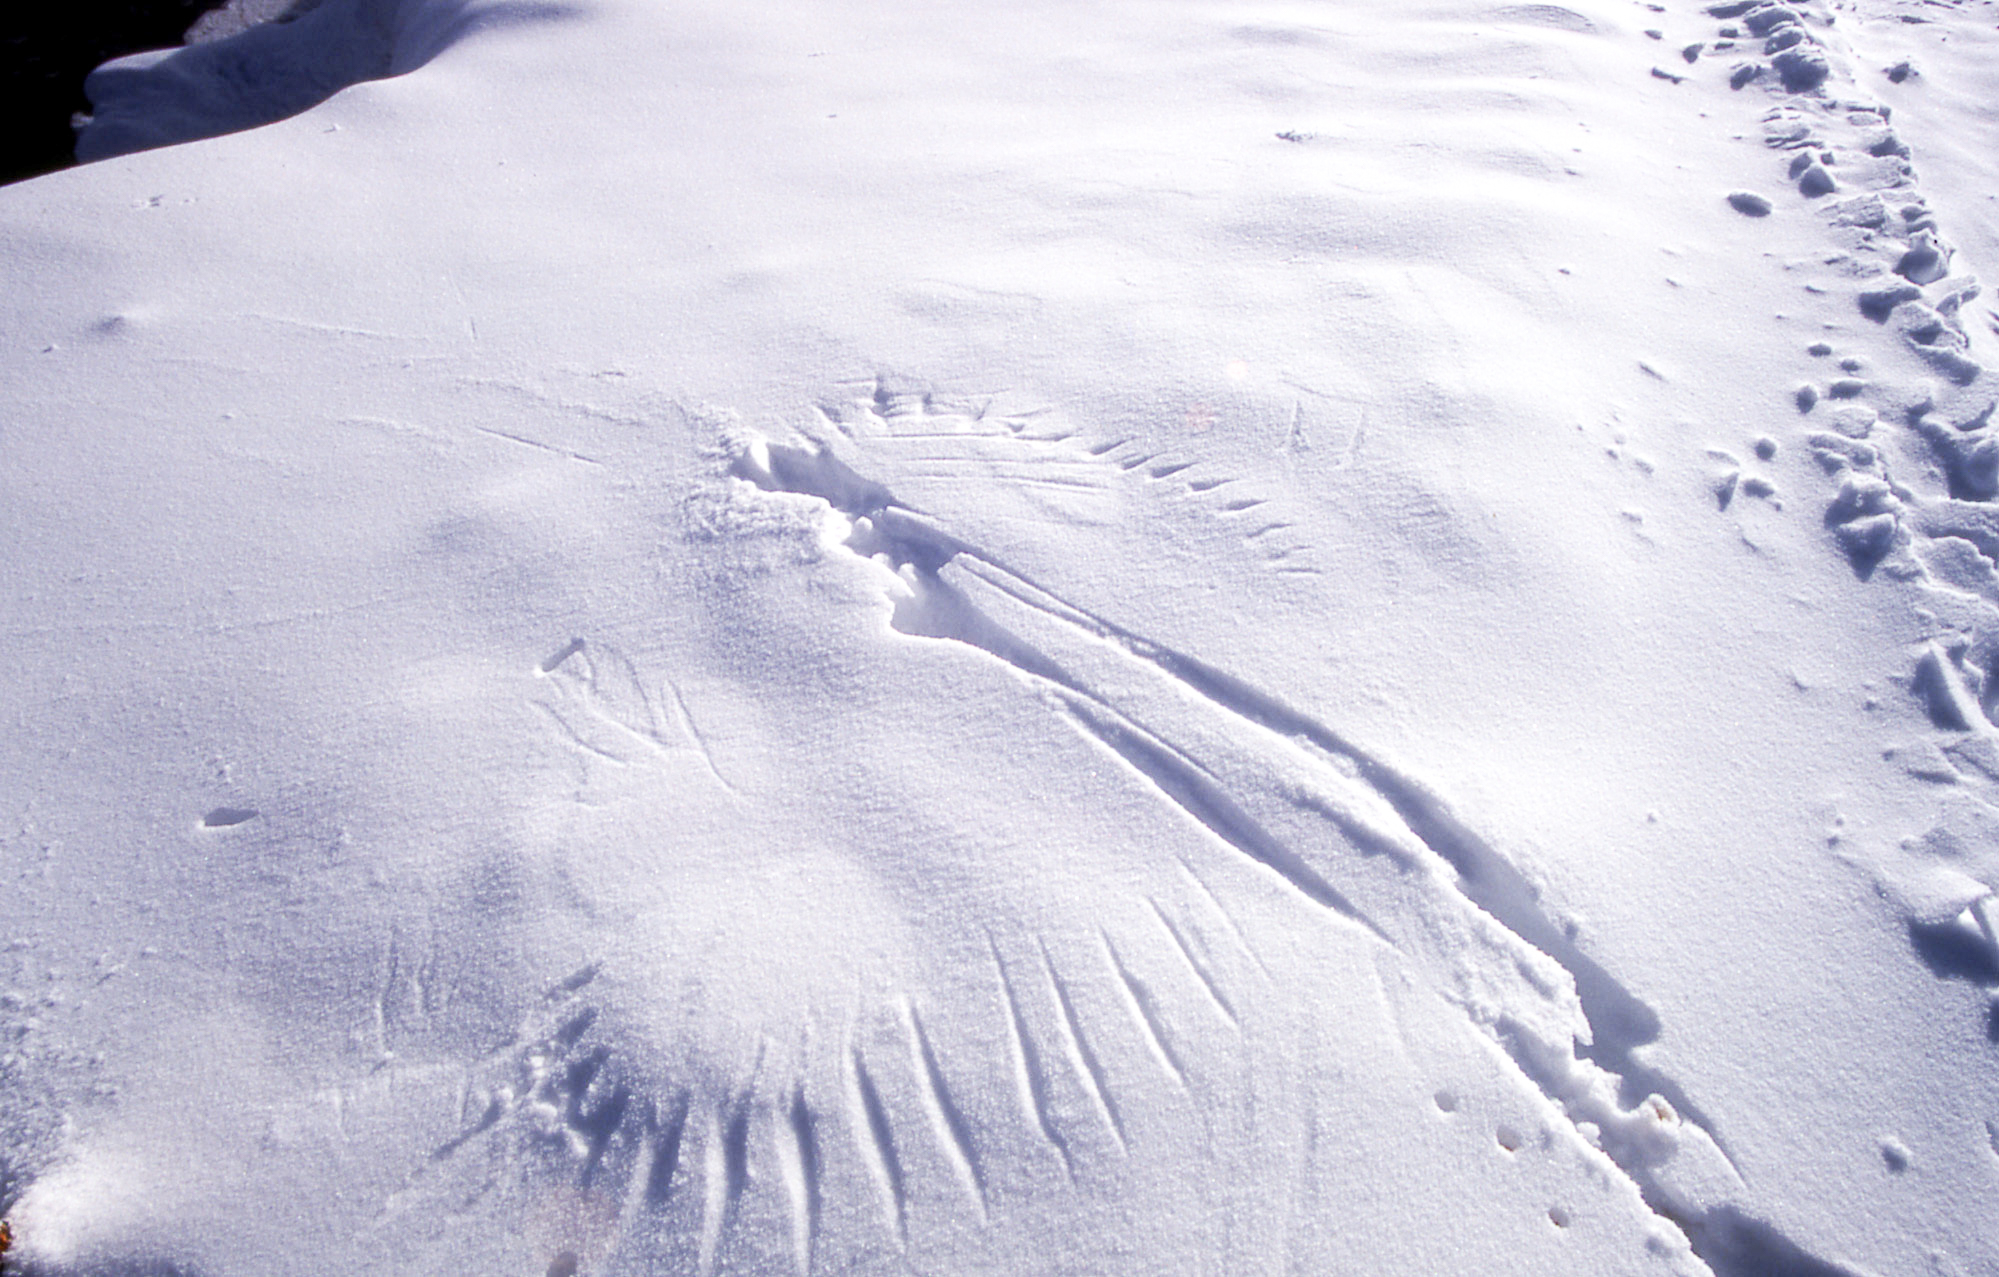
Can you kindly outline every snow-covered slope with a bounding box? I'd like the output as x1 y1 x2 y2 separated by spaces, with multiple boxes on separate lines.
3 0 1997 1274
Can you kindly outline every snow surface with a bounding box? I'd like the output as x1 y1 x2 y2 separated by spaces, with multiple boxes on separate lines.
4 0 1999 1273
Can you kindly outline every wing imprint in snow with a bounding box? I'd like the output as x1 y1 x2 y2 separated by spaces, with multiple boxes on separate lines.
989 936 1076 1178
847 1045 910 1243
903 1001 989 1220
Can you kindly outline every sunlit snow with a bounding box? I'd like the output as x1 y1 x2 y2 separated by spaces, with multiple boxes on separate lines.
4 0 1999 1274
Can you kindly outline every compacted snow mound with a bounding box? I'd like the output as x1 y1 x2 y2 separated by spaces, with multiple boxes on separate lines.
4 0 1999 1273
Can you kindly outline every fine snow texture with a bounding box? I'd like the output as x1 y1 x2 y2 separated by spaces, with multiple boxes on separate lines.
5 0 1999 1274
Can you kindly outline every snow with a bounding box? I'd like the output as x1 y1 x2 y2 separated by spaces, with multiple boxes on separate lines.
3 0 1999 1273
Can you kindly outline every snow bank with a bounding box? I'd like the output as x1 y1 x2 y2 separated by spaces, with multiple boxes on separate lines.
76 0 579 162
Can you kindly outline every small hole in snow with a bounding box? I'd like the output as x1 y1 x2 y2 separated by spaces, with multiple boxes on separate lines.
1549 1205 1572 1228
547 1252 580 1277
1496 1124 1524 1152
538 636 585 673
201 807 258 829
1433 1089 1458 1113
